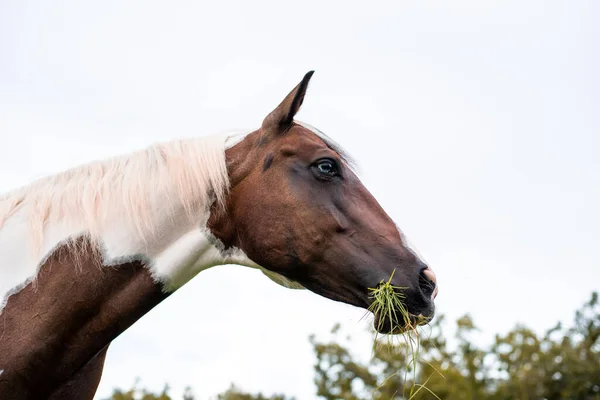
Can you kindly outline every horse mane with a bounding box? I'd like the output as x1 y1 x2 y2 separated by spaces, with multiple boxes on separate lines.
0 134 231 257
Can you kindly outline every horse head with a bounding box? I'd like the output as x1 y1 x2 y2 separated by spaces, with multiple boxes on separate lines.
209 71 438 333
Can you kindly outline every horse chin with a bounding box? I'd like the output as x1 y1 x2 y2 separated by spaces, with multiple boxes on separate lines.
259 268 306 290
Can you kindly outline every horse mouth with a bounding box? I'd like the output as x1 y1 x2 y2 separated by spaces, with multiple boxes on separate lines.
372 309 434 335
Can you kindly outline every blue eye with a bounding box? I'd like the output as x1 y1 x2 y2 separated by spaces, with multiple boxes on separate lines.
315 159 339 177
318 161 334 174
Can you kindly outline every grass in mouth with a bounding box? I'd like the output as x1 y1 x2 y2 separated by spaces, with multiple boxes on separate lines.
366 269 441 399
367 269 413 336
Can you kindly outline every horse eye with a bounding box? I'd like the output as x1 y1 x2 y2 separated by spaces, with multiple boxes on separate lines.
316 160 338 176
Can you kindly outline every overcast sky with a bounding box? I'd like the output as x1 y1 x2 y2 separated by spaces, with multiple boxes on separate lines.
1 1 599 399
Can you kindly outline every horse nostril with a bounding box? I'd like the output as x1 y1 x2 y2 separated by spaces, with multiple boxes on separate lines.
418 267 438 300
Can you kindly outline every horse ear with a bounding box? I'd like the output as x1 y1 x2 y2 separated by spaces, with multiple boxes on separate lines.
261 70 314 133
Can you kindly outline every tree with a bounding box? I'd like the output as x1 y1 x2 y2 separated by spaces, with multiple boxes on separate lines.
105 381 292 400
216 384 294 400
107 382 175 400
491 291 600 400
105 292 600 399
308 292 600 399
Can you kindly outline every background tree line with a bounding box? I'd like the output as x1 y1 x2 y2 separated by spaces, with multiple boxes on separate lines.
105 291 599 400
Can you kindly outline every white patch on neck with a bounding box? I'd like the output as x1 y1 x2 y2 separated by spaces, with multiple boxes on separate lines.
0 132 302 314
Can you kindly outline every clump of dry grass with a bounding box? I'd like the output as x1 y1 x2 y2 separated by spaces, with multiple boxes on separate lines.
366 269 441 399
367 269 413 335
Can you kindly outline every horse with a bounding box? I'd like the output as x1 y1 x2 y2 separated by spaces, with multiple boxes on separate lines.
0 71 438 399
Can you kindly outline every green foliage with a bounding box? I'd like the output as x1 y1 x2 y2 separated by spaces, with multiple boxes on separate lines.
105 382 292 400
309 291 600 400
216 384 294 400
490 291 600 400
106 292 600 400
106 382 179 400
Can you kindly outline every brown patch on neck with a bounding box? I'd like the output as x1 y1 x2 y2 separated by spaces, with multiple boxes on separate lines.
208 130 259 249
0 236 169 399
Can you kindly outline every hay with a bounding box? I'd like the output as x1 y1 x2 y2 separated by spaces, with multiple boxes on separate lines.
366 269 441 399
367 269 412 335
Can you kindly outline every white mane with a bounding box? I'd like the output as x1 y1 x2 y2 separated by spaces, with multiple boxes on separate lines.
0 134 230 258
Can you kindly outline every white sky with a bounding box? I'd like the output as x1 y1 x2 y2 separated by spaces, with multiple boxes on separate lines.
1 1 598 399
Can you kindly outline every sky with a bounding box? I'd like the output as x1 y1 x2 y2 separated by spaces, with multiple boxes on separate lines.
1 0 599 399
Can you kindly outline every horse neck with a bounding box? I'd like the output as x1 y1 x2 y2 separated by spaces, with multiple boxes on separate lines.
0 134 259 396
